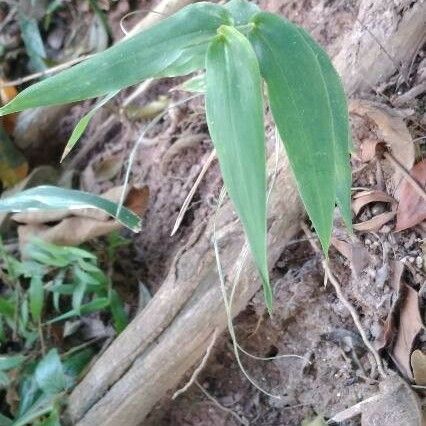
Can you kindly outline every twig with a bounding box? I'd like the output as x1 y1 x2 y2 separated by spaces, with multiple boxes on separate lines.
0 55 94 88
300 222 387 379
194 380 249 426
384 152 426 201
171 149 216 236
172 329 218 399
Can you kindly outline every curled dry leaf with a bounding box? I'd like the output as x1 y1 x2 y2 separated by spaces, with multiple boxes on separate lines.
14 185 149 249
349 100 415 185
352 190 395 215
359 138 383 163
395 159 426 232
353 211 396 232
379 262 424 380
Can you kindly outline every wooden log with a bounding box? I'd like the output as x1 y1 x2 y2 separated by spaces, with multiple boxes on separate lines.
67 0 426 424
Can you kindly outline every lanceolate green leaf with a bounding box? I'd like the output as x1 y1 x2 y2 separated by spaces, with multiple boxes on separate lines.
0 3 231 116
60 91 119 162
297 28 352 230
205 26 271 311
0 186 141 231
249 12 337 251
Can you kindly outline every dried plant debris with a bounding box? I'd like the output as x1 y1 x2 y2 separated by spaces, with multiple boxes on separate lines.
377 261 425 381
330 375 422 426
395 159 426 232
12 185 149 248
350 100 415 183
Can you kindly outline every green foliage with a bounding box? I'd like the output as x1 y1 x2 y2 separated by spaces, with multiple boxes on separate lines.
0 0 352 309
0 238 128 423
205 25 270 310
0 186 141 232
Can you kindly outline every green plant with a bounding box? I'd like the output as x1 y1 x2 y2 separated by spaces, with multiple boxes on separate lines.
0 237 127 423
0 0 352 312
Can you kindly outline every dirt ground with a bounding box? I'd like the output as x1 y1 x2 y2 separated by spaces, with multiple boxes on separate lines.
1 0 425 424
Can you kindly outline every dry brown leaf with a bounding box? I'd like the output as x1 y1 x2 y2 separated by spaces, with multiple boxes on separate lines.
14 185 149 248
383 262 425 380
394 160 426 232
349 100 415 185
411 349 426 386
353 211 396 232
331 237 371 277
330 375 422 425
361 375 422 426
352 190 396 215
392 281 422 379
359 138 384 162
91 155 123 182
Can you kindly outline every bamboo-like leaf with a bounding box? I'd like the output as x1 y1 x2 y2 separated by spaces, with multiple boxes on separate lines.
0 186 141 231
249 13 339 251
205 26 271 310
297 28 352 230
0 3 231 116
60 91 119 162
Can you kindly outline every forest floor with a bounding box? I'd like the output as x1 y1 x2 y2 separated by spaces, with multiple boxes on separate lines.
0 0 425 425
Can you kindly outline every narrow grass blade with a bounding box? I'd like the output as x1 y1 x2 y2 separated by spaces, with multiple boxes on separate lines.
206 26 271 311
60 91 119 162
249 13 337 251
0 186 141 231
0 3 231 116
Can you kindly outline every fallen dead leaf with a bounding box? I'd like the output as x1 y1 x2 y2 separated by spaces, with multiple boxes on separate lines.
352 190 396 215
330 374 422 425
0 78 18 134
361 375 422 426
394 159 426 232
353 211 396 232
349 100 415 186
14 185 149 249
379 262 425 380
411 349 426 386
91 154 123 182
331 237 371 277
359 138 384 162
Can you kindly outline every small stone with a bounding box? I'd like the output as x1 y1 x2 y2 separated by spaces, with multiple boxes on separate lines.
416 256 423 269
408 256 415 263
365 238 372 245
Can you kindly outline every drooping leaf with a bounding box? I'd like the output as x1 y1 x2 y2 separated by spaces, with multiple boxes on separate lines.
34 349 66 395
296 28 352 229
0 3 231 116
205 26 271 310
0 185 141 232
29 275 44 322
60 91 119 162
249 13 339 251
